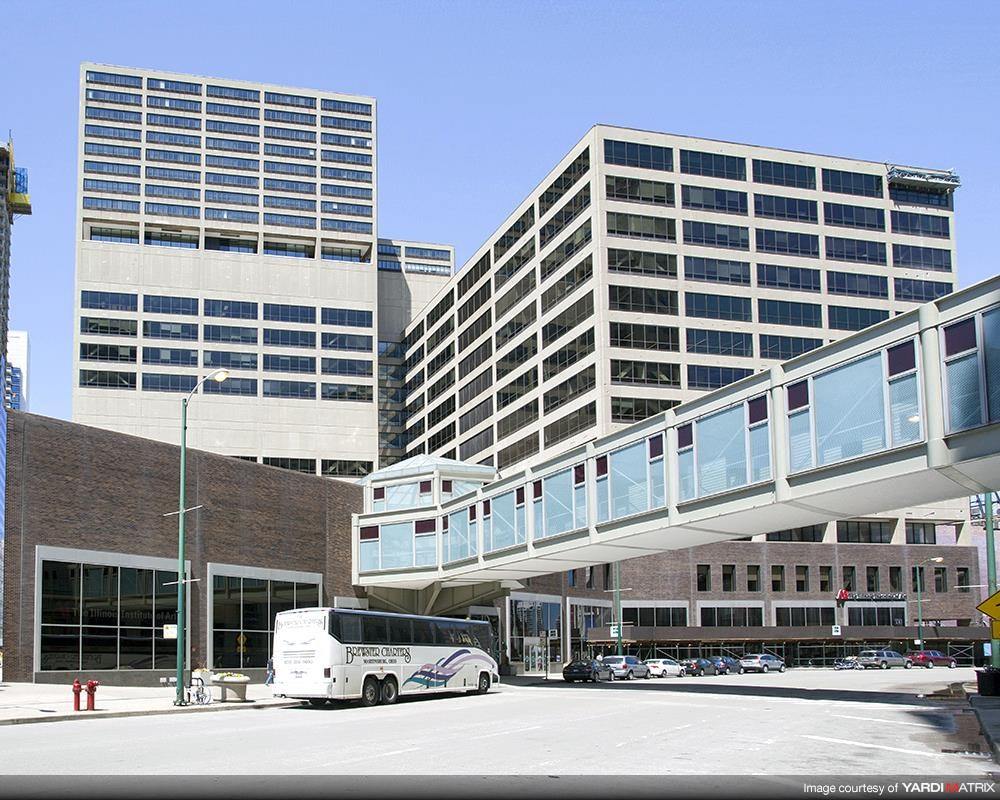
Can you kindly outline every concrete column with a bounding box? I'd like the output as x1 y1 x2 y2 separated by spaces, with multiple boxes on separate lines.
918 302 948 467
890 516 907 545
821 520 837 543
768 365 790 502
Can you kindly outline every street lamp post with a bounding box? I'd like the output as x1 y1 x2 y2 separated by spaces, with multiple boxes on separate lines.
174 368 229 706
914 555 945 650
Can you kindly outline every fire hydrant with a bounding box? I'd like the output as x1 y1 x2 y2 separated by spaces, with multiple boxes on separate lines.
85 679 99 711
72 678 82 712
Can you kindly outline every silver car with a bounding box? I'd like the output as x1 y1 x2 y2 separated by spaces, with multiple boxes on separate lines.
858 649 912 669
602 655 650 680
739 653 786 673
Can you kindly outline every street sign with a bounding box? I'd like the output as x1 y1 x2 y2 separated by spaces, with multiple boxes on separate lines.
831 625 841 636
992 620 1000 640
547 629 558 639
977 590 1000 621
163 624 177 640
610 624 620 638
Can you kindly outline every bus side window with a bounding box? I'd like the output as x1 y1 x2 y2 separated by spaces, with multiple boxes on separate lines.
362 615 389 644
412 619 435 645
388 618 413 645
338 614 363 644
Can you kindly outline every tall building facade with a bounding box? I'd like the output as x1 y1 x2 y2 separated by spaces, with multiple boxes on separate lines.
71 64 451 475
401 125 960 470
5 330 29 411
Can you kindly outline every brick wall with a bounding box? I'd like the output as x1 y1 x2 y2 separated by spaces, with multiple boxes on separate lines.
2 412 363 683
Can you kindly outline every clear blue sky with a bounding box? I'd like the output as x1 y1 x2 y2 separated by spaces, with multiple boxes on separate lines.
2 0 997 421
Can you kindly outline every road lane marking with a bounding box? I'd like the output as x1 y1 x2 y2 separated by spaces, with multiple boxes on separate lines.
381 747 420 757
801 735 944 757
831 713 944 729
472 725 543 740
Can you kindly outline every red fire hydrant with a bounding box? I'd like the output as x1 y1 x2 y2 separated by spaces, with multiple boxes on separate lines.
85 680 99 711
72 678 82 712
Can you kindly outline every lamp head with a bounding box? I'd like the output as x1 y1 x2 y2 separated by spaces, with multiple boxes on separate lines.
212 369 230 383
930 556 945 564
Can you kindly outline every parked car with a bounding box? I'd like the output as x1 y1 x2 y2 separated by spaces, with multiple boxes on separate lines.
562 659 614 683
602 655 650 680
906 650 957 669
644 658 685 677
834 656 864 670
680 657 718 676
708 656 743 675
740 653 786 673
858 649 912 669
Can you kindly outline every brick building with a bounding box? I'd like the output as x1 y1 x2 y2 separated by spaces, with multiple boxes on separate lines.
2 411 362 684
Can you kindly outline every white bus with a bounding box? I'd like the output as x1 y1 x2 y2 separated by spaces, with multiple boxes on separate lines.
272 607 499 706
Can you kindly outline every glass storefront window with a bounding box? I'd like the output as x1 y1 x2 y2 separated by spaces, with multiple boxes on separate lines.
39 559 178 672
211 574 321 668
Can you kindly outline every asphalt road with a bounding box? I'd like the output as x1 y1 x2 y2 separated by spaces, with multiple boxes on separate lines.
1 668 994 776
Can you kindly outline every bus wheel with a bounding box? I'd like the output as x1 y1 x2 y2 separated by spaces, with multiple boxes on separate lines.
361 677 380 707
380 677 398 705
476 672 491 695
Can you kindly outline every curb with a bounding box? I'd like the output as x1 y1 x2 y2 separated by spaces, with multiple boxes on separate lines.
969 695 1000 764
0 699 300 726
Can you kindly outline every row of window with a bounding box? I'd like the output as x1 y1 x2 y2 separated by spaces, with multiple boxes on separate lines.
696 561 968 594
603 139 952 208
80 344 373 375
79 319 373 350
78 370 375 400
80 293 373 326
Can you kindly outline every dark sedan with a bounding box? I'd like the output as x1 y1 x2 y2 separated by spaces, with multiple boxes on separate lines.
680 658 717 676
562 659 614 683
709 656 743 675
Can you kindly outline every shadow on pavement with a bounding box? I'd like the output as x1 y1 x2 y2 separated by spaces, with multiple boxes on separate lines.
501 674 960 707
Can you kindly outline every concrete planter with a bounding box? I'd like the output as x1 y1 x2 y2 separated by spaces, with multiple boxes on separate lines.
211 674 251 702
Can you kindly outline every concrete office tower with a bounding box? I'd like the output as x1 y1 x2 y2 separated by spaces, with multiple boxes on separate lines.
5 330 29 411
401 125 960 470
1 141 32 362
71 64 451 476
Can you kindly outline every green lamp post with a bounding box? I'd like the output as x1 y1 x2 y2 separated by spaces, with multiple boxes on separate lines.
174 368 229 705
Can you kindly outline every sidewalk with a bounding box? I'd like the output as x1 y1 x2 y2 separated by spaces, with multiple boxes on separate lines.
0 681 296 726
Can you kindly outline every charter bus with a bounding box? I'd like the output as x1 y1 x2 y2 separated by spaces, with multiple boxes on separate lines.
272 607 499 706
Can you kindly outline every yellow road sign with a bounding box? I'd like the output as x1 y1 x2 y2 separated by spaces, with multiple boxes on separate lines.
992 620 1000 640
977 590 1000 621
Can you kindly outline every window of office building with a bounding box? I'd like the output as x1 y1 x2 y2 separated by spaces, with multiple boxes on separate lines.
683 185 747 214
722 564 736 592
820 566 833 593
905 522 937 544
608 211 675 242
544 401 597 447
842 566 856 591
895 278 952 304
826 271 888 298
771 565 785 592
797 566 811 592
683 221 749 250
866 566 880 592
687 365 752 390
822 169 882 198
680 150 745 181
775 607 836 627
700 607 763 627
685 256 750 286
608 248 676 279
604 139 672 171
686 329 752 357
758 299 822 328
543 366 594 414
609 322 679 352
610 396 678 423
685 292 752 322
828 306 889 332
541 187 590 250
608 175 674 206
826 236 886 265
837 521 892 543
892 244 952 272
755 229 819 257
756 264 821 293
697 565 711 591
752 159 815 189
747 565 761 592
754 194 817 223
824 202 884 231
759 334 822 361
766 525 825 542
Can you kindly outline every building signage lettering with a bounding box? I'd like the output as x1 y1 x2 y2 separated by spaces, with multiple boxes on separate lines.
836 589 906 602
